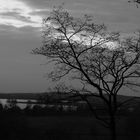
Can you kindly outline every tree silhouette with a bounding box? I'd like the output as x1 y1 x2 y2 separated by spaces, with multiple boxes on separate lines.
128 0 140 8
6 99 17 108
33 6 140 140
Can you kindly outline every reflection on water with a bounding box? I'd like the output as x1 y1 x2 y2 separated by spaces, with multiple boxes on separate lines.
0 99 6 106
0 99 78 111
0 99 37 109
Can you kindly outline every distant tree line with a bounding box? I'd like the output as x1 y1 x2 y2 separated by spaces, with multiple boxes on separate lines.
0 98 93 116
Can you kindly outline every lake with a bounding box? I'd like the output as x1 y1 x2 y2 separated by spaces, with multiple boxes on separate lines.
0 99 38 109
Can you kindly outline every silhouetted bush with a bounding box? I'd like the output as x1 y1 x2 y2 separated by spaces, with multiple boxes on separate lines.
31 105 44 116
0 102 3 112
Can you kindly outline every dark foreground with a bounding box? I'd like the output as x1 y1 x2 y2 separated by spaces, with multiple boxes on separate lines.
0 112 140 140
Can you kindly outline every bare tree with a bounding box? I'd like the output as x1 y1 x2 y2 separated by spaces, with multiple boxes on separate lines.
33 6 140 140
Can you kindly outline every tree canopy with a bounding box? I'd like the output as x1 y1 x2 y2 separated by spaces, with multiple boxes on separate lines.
33 7 140 97
33 6 140 140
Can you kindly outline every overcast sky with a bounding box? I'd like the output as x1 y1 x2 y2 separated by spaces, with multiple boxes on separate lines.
0 0 139 93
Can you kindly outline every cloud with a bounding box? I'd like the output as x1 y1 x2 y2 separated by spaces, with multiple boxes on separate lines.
19 0 52 9
0 0 44 28
0 0 139 32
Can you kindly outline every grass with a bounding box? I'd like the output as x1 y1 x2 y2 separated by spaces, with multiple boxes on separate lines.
0 112 140 140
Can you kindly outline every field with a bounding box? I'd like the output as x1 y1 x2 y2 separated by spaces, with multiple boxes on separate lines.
0 93 140 140
0 113 140 140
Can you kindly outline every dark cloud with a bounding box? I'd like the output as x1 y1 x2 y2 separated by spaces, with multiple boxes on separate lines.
18 0 52 9
24 0 139 32
64 0 140 32
0 11 34 23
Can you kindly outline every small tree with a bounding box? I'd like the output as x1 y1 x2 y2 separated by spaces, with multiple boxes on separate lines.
33 6 140 140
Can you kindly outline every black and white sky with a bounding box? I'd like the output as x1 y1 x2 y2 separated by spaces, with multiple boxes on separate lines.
0 0 140 93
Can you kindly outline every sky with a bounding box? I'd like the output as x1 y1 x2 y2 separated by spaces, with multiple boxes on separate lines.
0 0 140 93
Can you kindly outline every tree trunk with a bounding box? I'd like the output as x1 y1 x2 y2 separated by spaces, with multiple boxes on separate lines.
110 115 117 140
